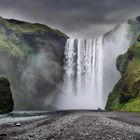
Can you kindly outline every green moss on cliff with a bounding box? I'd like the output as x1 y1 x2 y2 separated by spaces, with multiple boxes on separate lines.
0 16 68 110
106 35 140 112
116 54 129 75
120 98 140 112
0 16 68 60
105 82 124 110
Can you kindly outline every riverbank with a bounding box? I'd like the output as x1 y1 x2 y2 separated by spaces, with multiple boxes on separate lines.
0 111 140 140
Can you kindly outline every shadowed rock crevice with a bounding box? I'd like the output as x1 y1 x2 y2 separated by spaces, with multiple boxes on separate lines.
0 76 14 113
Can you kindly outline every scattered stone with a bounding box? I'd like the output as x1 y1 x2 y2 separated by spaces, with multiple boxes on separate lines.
1 112 140 140
0 133 7 138
15 122 21 127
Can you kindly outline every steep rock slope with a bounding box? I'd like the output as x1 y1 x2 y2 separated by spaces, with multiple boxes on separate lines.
106 17 140 111
0 17 68 110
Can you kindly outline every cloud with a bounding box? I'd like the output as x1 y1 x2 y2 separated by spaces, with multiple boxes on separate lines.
0 0 140 37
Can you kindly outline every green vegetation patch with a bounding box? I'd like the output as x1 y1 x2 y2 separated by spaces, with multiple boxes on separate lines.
121 98 140 112
106 29 140 112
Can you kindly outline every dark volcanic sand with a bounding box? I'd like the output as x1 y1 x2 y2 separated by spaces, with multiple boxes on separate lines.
0 111 140 140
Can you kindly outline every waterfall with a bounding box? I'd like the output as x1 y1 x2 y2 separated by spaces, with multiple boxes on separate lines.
55 22 131 110
57 37 104 109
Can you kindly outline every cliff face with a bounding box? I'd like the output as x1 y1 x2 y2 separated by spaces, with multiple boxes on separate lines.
0 77 14 113
106 17 140 112
0 17 68 110
102 21 132 107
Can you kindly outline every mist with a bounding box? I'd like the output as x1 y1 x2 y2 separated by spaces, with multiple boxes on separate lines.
103 21 133 107
0 47 63 110
20 50 62 108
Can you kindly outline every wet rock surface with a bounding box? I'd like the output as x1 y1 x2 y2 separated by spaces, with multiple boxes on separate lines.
1 111 140 140
0 77 14 113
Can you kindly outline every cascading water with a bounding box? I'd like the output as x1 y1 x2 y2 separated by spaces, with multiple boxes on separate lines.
57 37 104 109
56 22 131 110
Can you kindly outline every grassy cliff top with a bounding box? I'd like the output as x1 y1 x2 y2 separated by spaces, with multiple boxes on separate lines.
0 16 68 38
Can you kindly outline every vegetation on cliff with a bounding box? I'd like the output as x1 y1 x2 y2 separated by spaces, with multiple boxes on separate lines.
105 17 140 112
0 16 68 110
106 35 140 112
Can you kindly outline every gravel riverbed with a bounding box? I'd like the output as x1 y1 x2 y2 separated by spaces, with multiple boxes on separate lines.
0 111 140 140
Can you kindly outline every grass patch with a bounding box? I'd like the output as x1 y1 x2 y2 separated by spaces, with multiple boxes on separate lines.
121 98 140 112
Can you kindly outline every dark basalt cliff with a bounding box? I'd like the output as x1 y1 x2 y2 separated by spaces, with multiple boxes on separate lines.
0 76 14 113
0 17 68 110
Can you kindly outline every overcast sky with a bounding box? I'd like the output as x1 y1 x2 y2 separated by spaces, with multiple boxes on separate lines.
0 0 140 38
